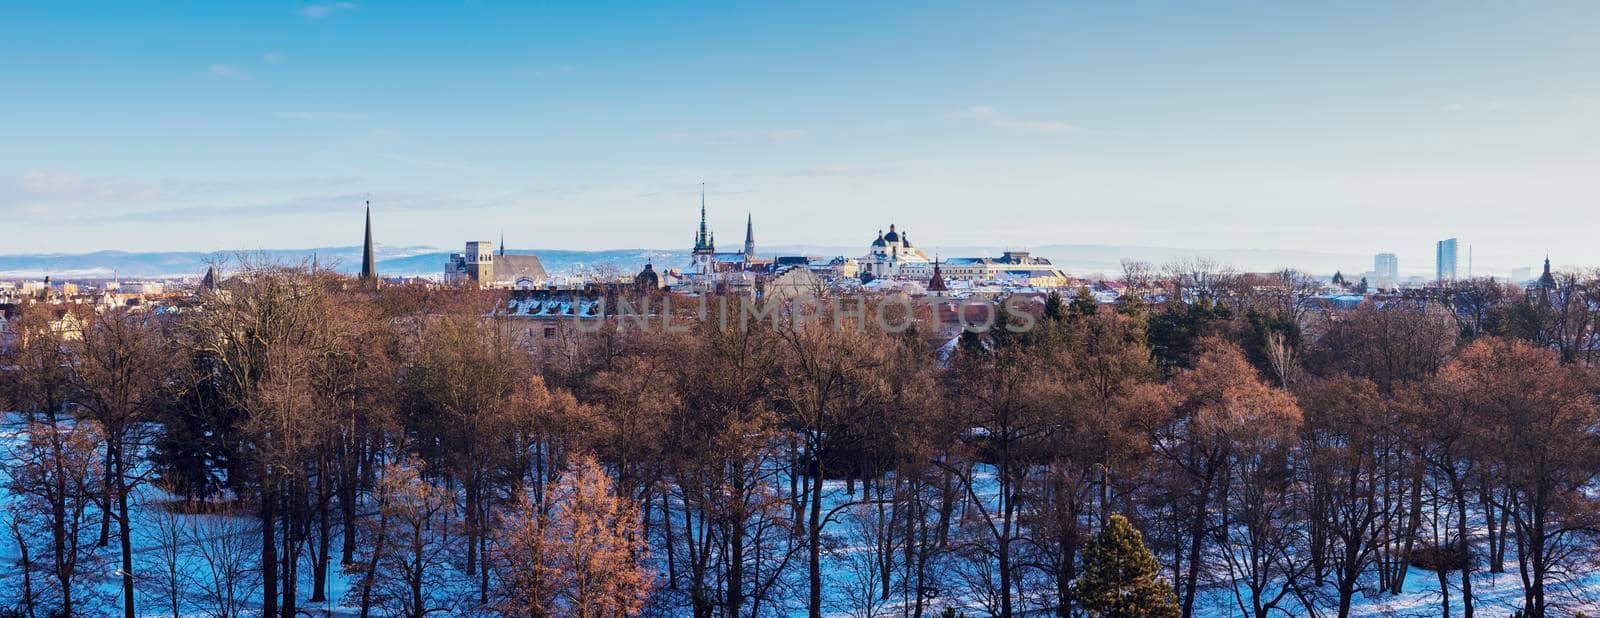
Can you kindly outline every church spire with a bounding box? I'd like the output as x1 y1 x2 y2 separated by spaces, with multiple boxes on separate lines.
359 199 378 286
201 263 221 291
743 212 755 261
693 182 714 253
928 256 948 293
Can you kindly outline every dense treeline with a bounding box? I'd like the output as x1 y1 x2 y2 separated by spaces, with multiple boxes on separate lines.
3 263 1600 617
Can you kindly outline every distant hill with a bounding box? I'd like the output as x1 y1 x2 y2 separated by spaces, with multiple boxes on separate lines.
0 243 1381 280
0 246 439 279
0 246 693 280
373 249 685 280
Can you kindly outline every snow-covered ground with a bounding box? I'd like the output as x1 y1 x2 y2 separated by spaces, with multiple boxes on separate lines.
4 411 1598 617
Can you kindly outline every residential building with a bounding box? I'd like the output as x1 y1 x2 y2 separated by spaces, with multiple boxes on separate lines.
1374 253 1398 280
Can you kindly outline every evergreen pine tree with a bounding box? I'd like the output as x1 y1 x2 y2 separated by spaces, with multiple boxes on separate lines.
1114 292 1146 319
1070 286 1098 319
1044 290 1067 323
1076 514 1179 618
957 329 986 357
990 301 1016 349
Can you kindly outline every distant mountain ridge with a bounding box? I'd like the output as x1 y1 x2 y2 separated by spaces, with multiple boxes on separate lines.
0 243 1395 280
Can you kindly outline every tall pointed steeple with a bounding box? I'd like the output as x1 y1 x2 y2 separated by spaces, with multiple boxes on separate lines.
201 264 220 291
693 182 714 253
1539 254 1556 290
743 213 755 261
359 199 378 285
928 257 948 293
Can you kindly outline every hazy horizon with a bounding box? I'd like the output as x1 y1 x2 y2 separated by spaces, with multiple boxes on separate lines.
4 2 1597 266
0 240 1554 281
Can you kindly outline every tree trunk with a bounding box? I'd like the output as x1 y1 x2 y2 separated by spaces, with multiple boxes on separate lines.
118 469 136 618
261 483 279 618
1452 473 1474 618
1392 461 1424 593
1055 501 1079 618
1480 487 1500 574
728 474 746 616
312 459 332 604
100 444 114 547
662 488 678 591
464 477 480 576
13 522 36 618
357 503 388 618
1180 464 1216 618
808 453 824 618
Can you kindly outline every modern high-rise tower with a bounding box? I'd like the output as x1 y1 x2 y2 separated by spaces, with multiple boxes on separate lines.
1436 238 1458 282
1374 253 1398 280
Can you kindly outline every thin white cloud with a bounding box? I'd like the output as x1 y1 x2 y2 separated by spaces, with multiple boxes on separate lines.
270 111 367 121
263 50 286 64
207 64 248 80
512 65 577 79
792 164 894 177
950 105 1077 135
0 170 164 219
662 129 809 144
1441 100 1506 114
101 191 497 224
299 2 358 19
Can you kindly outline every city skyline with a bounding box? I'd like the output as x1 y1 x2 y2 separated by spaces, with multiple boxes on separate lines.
6 7 1600 617
4 2 1599 266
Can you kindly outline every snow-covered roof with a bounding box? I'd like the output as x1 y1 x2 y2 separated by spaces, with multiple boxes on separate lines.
501 298 603 318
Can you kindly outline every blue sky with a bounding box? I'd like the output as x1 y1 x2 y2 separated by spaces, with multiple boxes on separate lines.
2 1 1597 272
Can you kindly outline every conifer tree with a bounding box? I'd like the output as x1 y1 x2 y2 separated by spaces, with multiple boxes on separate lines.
1070 286 1098 319
1114 292 1147 320
990 301 1017 349
1044 290 1067 323
1075 514 1179 618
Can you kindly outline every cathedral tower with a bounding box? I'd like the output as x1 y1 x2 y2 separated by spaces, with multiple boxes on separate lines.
359 200 378 286
743 213 755 263
691 183 715 275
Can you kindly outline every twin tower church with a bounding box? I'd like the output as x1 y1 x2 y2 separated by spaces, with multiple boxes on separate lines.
689 185 760 279
687 183 934 286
